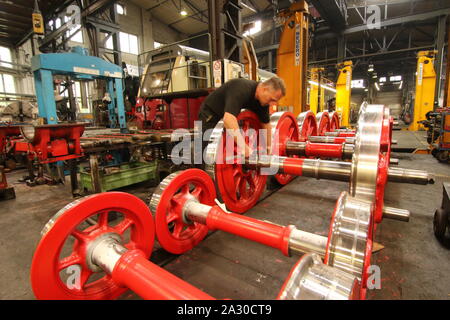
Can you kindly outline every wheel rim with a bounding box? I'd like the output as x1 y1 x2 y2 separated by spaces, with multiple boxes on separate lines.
324 192 373 299
30 192 155 300
205 110 267 213
316 111 331 136
329 112 340 131
150 169 216 254
297 111 318 141
271 112 300 185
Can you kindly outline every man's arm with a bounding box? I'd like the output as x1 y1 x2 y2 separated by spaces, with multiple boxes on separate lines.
223 112 251 157
261 122 272 154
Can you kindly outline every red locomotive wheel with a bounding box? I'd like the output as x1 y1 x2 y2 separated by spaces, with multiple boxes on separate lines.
150 169 216 254
329 112 340 131
316 111 331 136
30 192 155 300
297 111 318 141
208 110 268 213
271 112 300 185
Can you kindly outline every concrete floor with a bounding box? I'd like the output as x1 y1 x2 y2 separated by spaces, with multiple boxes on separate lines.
0 151 449 300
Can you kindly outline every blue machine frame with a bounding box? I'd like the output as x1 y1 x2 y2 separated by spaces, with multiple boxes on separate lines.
31 46 127 132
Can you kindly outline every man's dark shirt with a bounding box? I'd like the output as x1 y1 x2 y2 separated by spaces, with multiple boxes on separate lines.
201 78 270 124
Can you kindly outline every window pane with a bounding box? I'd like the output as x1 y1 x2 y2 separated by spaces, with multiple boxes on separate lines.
119 32 130 53
71 30 83 43
105 34 114 50
129 34 138 54
116 4 125 15
0 74 15 93
0 46 12 68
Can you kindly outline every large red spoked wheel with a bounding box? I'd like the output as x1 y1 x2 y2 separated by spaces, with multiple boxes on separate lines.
206 110 268 213
297 111 318 141
149 169 216 254
30 192 155 300
329 112 341 131
316 111 331 136
271 112 300 185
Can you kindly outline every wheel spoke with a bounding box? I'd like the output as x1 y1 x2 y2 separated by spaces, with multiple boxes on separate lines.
239 178 248 199
78 269 93 290
166 212 178 224
113 218 134 235
191 187 202 199
71 230 88 243
172 223 183 238
58 253 82 271
247 176 256 192
97 211 109 228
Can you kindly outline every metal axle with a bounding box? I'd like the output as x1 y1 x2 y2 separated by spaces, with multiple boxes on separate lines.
285 141 354 160
244 155 434 186
89 236 215 300
183 200 327 258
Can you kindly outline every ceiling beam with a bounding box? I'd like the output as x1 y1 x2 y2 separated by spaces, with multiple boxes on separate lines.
168 9 209 27
183 0 208 22
343 7 450 35
0 11 31 24
0 1 33 13
147 0 170 12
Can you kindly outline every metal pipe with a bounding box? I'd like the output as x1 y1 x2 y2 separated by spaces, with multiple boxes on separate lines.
387 167 435 185
287 158 352 182
185 202 328 257
382 206 410 222
324 131 355 137
91 237 215 300
286 141 349 159
289 229 327 257
308 136 356 144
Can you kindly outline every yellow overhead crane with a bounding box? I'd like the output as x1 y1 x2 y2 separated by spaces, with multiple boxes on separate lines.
409 50 438 131
335 61 353 128
276 1 309 115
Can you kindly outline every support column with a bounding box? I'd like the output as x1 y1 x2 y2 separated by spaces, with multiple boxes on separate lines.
35 69 58 124
435 15 447 106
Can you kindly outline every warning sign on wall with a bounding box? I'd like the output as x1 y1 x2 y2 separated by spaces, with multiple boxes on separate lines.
213 60 222 88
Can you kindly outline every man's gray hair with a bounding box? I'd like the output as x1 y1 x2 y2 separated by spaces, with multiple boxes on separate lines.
262 76 286 96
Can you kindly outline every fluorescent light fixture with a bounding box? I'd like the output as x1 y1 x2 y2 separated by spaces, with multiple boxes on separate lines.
399 81 403 90
379 77 386 83
351 79 365 89
368 64 374 72
375 82 380 91
309 80 319 87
